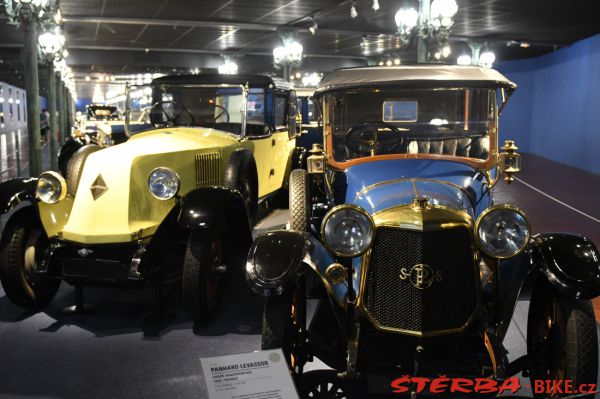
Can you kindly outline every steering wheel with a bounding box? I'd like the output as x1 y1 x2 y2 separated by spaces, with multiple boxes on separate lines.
150 100 196 127
345 121 404 156
213 103 230 124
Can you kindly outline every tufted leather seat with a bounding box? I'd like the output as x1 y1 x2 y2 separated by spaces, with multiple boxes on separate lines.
407 136 490 160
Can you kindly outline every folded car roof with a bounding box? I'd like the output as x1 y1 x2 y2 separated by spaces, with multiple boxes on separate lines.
152 73 293 91
315 65 516 94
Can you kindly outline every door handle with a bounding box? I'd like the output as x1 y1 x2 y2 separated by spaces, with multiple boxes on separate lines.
271 138 276 146
269 168 275 176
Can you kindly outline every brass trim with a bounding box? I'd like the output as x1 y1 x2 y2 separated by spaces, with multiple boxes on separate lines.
357 303 484 338
320 204 375 257
371 204 473 232
356 206 483 337
304 261 346 310
353 177 471 204
474 204 531 259
482 169 499 190
325 263 347 285
484 331 498 375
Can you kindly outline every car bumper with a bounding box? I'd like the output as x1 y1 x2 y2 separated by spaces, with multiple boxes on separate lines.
41 239 147 286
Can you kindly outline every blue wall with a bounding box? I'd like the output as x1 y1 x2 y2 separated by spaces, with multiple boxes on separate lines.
497 33 600 175
76 98 93 113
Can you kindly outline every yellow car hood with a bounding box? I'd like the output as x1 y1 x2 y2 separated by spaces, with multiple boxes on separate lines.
55 127 238 244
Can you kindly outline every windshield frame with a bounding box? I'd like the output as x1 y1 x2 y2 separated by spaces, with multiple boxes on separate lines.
125 83 249 139
318 86 499 171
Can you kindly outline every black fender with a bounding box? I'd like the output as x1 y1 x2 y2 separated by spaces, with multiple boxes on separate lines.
177 186 252 252
224 148 258 196
492 251 536 341
531 233 600 300
246 230 309 296
247 229 348 358
57 137 85 176
0 178 38 216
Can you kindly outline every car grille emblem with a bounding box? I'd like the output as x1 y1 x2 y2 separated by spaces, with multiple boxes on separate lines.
90 174 108 200
399 263 443 290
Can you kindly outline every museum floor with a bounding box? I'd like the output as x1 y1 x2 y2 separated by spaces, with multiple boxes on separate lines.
0 152 599 399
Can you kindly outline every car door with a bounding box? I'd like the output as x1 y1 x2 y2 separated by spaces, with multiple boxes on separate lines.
268 90 298 193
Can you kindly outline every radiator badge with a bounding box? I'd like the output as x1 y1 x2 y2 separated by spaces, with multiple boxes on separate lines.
90 174 108 200
399 263 443 290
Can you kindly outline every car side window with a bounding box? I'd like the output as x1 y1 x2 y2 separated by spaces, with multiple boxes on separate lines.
274 94 287 128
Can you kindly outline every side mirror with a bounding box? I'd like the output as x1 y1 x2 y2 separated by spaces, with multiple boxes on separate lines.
498 140 521 184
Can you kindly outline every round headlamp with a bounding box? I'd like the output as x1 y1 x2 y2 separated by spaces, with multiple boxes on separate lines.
36 171 67 204
148 167 180 200
321 205 374 257
475 204 531 259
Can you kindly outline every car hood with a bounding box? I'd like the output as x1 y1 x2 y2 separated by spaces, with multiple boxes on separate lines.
343 159 490 217
57 127 237 244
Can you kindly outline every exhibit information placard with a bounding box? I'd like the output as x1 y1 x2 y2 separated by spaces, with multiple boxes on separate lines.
201 349 299 399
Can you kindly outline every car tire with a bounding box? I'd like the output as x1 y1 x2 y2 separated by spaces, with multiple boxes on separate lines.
66 144 101 195
261 278 306 375
0 211 60 310
236 167 258 228
182 230 226 323
57 137 84 176
527 279 598 399
289 169 310 232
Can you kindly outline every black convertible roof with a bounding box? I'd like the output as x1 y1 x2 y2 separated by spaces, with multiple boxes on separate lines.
152 73 293 91
315 65 517 94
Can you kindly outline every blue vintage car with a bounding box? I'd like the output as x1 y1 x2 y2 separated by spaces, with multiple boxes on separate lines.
246 65 600 397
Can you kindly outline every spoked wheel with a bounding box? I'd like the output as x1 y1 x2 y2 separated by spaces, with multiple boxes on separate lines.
237 175 257 227
182 230 227 323
300 370 357 399
261 277 307 377
0 212 60 310
528 280 598 399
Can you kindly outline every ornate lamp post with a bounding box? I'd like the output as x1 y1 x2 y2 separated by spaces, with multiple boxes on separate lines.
218 56 239 75
456 42 496 68
38 25 65 171
53 58 69 144
273 30 303 81
395 0 458 63
4 0 53 176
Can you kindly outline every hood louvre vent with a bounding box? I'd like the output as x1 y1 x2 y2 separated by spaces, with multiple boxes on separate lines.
195 152 222 188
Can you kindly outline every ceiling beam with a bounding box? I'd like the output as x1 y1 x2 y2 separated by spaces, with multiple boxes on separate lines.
61 15 391 37
63 16 279 32
65 44 366 60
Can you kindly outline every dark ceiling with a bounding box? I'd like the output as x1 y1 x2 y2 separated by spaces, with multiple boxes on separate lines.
1 0 600 99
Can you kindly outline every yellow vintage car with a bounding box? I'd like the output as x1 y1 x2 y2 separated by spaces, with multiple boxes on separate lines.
0 74 305 322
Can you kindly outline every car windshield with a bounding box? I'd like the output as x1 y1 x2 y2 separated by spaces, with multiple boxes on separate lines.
322 87 497 163
127 84 267 136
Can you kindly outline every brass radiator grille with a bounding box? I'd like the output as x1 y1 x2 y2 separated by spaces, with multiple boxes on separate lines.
195 152 222 188
363 227 478 335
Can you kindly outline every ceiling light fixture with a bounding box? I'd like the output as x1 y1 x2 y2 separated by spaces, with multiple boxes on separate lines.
457 54 472 65
372 0 380 11
395 0 458 62
309 17 318 35
479 51 496 68
350 2 358 18
301 73 322 87
218 57 238 75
